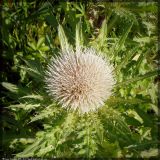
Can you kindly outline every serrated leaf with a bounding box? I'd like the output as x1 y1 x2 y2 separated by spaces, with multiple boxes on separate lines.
111 22 133 56
115 46 139 73
116 70 159 86
96 19 107 48
2 82 19 93
9 103 40 111
30 103 57 122
58 24 70 52
125 141 158 150
1 82 29 97
16 138 44 158
36 145 54 157
107 14 119 34
20 95 44 101
76 21 84 50
19 66 43 80
19 59 44 80
127 109 143 124
106 96 150 105
97 141 120 158
134 49 152 73
124 116 142 126
135 108 153 126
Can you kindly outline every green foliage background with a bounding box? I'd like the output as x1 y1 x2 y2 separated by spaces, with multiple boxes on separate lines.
1 0 159 158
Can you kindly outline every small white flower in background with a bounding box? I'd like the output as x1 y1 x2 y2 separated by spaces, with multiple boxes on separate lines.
45 47 115 113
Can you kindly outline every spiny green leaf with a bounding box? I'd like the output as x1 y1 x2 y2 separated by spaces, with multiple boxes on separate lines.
134 49 153 73
100 107 135 144
96 19 107 48
116 70 159 86
126 109 143 124
106 96 151 105
107 14 119 34
76 21 84 50
19 66 42 78
9 103 40 111
1 82 29 96
20 94 44 101
58 24 70 52
115 46 139 73
30 103 57 123
18 59 44 80
2 82 19 93
16 138 44 158
111 22 133 56
97 141 120 158
125 141 158 150
124 115 142 126
134 107 153 126
36 145 54 157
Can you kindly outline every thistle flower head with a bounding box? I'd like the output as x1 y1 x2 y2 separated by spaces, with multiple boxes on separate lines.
45 48 115 113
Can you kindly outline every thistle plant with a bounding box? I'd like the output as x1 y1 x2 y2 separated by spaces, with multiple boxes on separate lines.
45 45 115 113
1 1 158 159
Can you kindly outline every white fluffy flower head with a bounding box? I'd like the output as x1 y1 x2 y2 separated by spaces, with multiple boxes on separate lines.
45 48 115 113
